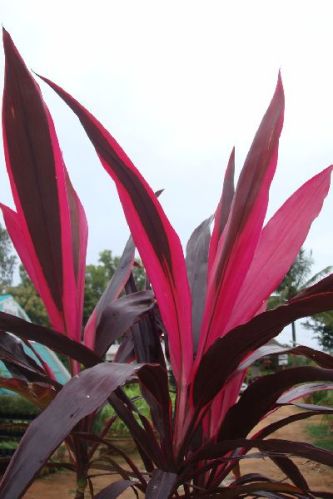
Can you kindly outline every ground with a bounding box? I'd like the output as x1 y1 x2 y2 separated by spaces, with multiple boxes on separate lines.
23 405 333 498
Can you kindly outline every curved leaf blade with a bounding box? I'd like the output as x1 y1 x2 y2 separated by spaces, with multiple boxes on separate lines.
39 74 192 384
0 362 144 498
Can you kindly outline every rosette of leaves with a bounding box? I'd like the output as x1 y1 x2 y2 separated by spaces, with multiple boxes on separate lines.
0 30 333 498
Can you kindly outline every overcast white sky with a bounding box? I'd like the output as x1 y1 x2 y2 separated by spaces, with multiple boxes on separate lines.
1 0 333 347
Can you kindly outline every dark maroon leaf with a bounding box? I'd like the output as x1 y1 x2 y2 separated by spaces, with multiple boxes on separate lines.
277 382 333 404
212 481 304 498
125 276 165 366
0 331 53 385
109 391 163 468
94 480 132 498
0 362 145 498
84 236 135 350
218 367 333 441
193 290 333 408
192 438 333 468
146 470 178 499
94 290 155 356
270 456 308 491
138 365 173 465
186 216 212 352
239 344 333 371
0 312 100 367
256 406 333 440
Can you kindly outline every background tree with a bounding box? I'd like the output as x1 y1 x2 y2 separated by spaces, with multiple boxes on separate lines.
9 265 49 326
304 311 333 353
0 223 16 293
270 248 332 346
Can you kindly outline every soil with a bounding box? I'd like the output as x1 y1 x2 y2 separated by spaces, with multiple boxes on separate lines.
23 405 333 498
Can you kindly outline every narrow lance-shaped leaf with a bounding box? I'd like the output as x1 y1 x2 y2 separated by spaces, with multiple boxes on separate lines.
0 313 100 368
193 289 333 408
84 236 135 350
198 75 285 358
0 362 147 498
218 366 333 441
39 74 193 384
94 290 156 357
2 29 87 342
186 216 212 351
146 470 178 499
225 165 333 331
208 147 235 272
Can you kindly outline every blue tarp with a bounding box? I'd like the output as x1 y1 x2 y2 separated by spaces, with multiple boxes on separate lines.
0 294 70 393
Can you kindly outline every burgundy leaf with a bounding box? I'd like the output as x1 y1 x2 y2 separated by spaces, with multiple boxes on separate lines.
218 367 333 441
2 30 87 342
277 382 333 404
270 455 308 491
186 216 212 352
93 290 155 357
95 480 132 499
38 74 193 385
239 344 333 371
138 365 173 465
84 236 135 350
193 290 333 408
109 391 164 467
192 438 333 468
0 312 100 368
255 406 333 440
146 470 178 499
0 362 145 498
0 331 45 377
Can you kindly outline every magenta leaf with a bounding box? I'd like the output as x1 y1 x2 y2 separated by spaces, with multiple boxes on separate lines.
198 75 284 356
2 29 87 342
227 166 333 330
39 74 193 385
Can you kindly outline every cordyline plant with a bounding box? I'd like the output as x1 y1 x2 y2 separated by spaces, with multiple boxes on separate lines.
0 29 333 498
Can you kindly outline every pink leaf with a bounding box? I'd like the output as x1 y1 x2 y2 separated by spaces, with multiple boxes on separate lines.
225 165 333 332
198 75 284 358
2 30 87 342
39 75 193 384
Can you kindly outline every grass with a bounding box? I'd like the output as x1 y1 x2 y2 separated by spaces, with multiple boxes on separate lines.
307 419 333 452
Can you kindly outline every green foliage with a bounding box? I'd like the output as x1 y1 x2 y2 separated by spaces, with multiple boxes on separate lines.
304 311 333 353
307 421 333 451
270 248 332 346
0 223 16 293
94 383 151 436
9 265 49 327
0 394 40 418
